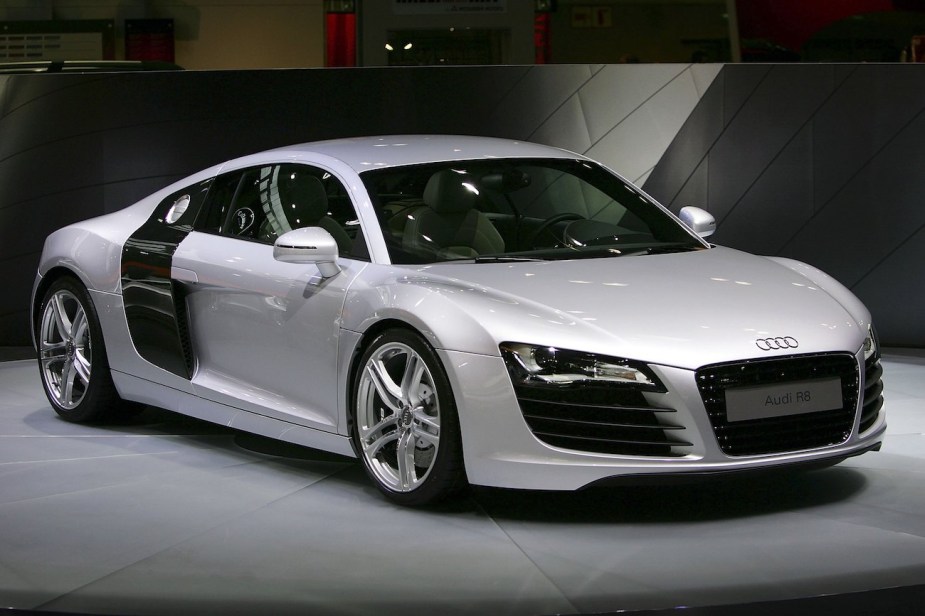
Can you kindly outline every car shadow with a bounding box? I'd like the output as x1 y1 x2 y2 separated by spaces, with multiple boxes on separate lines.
26 404 871 524
465 466 870 524
26 404 354 463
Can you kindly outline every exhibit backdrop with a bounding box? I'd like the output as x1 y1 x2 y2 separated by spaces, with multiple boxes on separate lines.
1 63 922 347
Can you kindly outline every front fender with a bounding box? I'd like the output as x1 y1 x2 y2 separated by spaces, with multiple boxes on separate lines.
342 268 503 356
766 257 871 328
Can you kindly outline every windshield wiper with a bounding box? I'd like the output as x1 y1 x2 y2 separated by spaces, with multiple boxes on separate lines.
607 243 702 257
641 243 704 255
473 255 547 263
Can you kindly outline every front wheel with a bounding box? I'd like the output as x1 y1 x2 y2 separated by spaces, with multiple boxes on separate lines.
36 277 127 423
352 329 466 506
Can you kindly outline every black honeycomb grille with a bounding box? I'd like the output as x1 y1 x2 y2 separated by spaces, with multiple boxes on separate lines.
695 353 859 457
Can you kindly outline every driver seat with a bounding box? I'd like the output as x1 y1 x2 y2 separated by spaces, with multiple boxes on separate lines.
403 170 504 259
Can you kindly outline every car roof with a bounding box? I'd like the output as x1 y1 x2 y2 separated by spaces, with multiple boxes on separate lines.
263 135 583 173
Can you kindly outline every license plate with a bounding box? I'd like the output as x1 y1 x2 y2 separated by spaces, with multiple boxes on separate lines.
724 377 843 422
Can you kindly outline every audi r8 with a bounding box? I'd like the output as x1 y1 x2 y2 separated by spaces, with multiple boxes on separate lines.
32 135 885 505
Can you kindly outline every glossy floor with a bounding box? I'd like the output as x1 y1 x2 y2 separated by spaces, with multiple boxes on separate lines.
1 353 924 615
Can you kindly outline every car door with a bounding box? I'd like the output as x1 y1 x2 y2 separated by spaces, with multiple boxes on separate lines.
171 162 369 433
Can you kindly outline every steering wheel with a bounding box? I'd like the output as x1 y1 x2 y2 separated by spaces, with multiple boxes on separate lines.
524 213 584 249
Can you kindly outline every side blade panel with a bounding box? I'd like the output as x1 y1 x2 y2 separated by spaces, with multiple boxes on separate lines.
120 180 212 379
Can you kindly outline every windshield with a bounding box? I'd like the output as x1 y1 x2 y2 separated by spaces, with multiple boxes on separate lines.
361 158 708 265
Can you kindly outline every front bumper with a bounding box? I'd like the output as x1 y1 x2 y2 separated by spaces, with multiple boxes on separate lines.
441 350 886 491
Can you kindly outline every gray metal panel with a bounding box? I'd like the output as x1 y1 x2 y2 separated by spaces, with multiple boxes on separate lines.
578 63 690 144
530 93 593 154
642 70 724 206
853 225 925 346
812 64 925 210
487 64 597 140
586 65 719 185
780 109 925 289
721 64 770 127
715 124 815 256
671 157 709 211
707 66 837 224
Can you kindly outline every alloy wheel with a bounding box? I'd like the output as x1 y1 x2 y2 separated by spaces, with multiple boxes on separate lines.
355 341 442 493
39 289 92 410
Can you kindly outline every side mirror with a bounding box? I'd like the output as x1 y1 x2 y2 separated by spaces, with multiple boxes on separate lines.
273 227 341 278
679 206 716 238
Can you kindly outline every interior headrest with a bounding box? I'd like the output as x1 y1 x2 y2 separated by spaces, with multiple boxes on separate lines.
423 169 477 214
285 173 327 225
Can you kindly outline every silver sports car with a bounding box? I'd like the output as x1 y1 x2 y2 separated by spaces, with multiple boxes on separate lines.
32 135 885 505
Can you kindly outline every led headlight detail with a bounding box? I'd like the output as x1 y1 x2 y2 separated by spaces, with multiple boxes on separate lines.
863 324 880 362
500 342 665 391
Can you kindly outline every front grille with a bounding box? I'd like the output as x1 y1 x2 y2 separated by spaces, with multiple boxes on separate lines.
696 353 859 457
859 354 884 433
514 385 691 457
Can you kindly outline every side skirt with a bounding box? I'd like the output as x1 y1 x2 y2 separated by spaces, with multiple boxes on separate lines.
111 370 357 458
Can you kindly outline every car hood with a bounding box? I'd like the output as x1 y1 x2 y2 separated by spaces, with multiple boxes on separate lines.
403 247 868 369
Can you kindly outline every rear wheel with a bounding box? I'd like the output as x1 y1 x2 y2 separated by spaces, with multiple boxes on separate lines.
37 277 130 422
352 329 466 506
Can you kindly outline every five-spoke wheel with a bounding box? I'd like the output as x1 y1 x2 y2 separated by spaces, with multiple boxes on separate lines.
353 329 465 505
37 278 124 422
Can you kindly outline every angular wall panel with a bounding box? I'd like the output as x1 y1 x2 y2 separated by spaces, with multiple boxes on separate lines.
853 225 925 347
781 110 925 289
578 63 689 144
671 157 709 209
642 70 725 207
487 64 597 139
707 66 837 224
647 63 925 346
811 64 925 210
529 95 593 154
720 65 769 127
587 66 718 184
719 124 815 256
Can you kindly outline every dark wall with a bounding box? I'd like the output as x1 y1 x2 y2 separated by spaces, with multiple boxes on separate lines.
645 63 925 347
2 64 925 348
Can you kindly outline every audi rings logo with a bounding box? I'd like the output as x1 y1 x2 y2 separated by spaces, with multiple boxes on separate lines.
755 336 799 351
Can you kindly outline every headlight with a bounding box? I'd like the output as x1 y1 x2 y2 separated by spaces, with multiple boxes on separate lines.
500 342 665 391
863 324 880 362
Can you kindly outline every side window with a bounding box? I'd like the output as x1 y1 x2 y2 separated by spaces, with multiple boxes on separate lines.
198 171 245 233
221 168 264 239
153 179 213 230
198 163 368 260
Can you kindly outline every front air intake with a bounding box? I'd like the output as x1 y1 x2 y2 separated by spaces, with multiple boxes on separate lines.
513 385 692 457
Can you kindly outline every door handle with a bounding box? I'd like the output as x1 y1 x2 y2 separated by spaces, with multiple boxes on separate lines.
171 266 199 284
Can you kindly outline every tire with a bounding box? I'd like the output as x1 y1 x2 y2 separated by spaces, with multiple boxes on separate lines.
352 329 466 506
36 277 129 423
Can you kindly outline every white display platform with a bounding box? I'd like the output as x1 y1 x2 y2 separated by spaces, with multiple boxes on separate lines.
1 353 923 615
